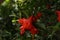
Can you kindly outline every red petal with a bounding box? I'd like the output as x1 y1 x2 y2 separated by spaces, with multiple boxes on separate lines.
57 17 60 22
35 12 42 19
56 10 60 22
30 26 38 35
20 29 25 35
20 26 25 35
18 18 26 25
18 19 23 24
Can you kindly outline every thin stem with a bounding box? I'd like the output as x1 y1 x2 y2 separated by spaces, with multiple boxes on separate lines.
32 35 34 40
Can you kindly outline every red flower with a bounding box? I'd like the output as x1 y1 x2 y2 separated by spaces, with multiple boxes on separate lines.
18 12 42 35
56 10 60 22
35 12 42 19
29 12 42 22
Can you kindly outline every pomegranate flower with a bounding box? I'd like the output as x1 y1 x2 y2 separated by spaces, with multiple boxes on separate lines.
56 10 60 22
18 12 42 35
